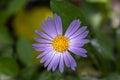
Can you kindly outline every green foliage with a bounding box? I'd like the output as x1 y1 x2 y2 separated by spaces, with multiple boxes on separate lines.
103 73 120 80
18 66 37 80
36 71 63 80
116 28 120 73
0 0 28 25
86 0 109 3
1 46 13 58
80 0 111 29
116 28 120 54
36 71 79 80
17 38 34 66
6 0 28 16
80 76 97 80
50 0 86 33
90 30 114 76
92 30 114 60
0 26 13 44
0 57 19 77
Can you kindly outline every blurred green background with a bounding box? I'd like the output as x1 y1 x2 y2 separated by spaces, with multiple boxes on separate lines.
0 0 120 80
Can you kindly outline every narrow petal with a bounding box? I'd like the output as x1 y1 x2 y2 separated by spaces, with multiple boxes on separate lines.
59 54 64 73
66 51 77 70
70 42 85 47
32 44 52 52
47 52 58 71
40 51 54 63
36 49 51 58
70 31 89 40
65 20 79 37
34 38 51 43
54 14 62 35
35 30 53 40
44 51 55 67
69 47 87 57
69 33 89 44
63 52 71 67
40 21 54 38
66 20 80 38
33 46 51 52
41 17 58 37
32 44 51 48
52 53 61 71
68 26 87 39
69 39 90 47
70 39 90 44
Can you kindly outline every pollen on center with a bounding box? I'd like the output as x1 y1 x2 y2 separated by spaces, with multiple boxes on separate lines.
52 35 69 53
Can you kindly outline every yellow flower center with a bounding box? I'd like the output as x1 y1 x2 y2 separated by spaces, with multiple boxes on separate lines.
52 35 69 53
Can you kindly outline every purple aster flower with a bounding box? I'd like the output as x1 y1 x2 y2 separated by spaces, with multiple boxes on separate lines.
32 14 89 73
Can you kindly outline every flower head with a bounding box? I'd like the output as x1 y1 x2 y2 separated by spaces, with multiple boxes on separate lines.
32 14 89 72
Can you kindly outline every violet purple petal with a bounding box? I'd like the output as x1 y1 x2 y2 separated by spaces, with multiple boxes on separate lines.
69 39 90 47
59 54 64 73
44 51 55 67
65 20 78 37
66 20 80 38
47 53 58 71
68 26 87 39
70 31 89 40
32 46 51 52
52 53 61 71
34 38 51 43
63 52 71 67
54 14 62 35
69 46 87 57
40 51 54 63
36 49 51 58
69 31 89 41
32 44 51 48
35 30 53 40
66 51 77 70
43 17 58 37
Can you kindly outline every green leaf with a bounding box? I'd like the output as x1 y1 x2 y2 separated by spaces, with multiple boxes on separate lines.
0 26 13 50
116 28 120 72
36 71 63 80
0 33 12 46
103 73 120 80
0 11 8 25
85 44 101 73
17 38 34 66
86 0 109 3
18 66 37 80
116 28 120 54
50 0 86 33
91 30 114 60
0 0 28 25
37 71 66 80
1 46 13 58
80 76 97 80
7 0 28 16
0 22 13 52
36 70 79 80
0 57 19 77
80 1 110 29
91 30 114 76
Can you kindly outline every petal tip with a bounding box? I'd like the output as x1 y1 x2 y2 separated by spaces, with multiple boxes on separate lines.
71 67 76 71
82 54 88 57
